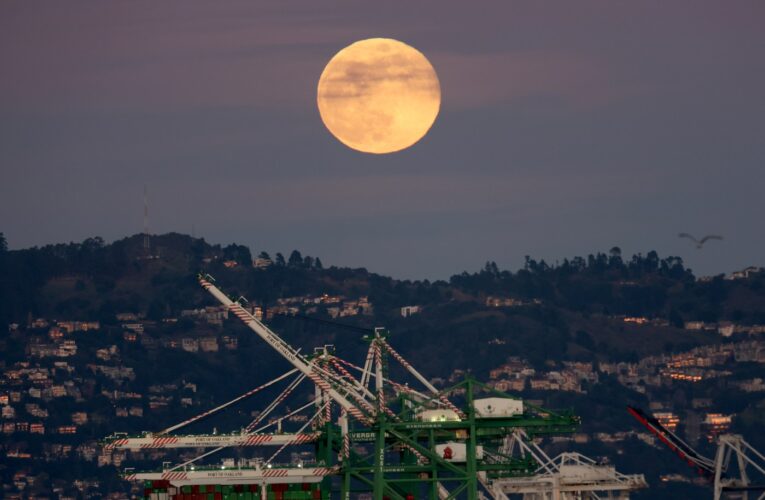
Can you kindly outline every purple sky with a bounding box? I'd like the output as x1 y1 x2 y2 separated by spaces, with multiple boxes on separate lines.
1 1 764 279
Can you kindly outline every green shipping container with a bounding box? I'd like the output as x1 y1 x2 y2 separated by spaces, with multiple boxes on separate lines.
284 493 304 500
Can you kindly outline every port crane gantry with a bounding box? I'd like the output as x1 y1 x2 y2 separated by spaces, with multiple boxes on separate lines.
103 274 647 499
628 405 765 500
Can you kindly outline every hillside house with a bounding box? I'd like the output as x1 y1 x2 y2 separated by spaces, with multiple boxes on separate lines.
400 305 421 317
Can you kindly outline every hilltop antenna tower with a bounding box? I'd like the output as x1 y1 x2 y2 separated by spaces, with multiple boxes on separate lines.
143 184 150 253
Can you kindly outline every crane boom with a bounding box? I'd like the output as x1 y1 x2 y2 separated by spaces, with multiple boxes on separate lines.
198 275 371 424
627 405 715 476
125 465 338 485
379 337 465 418
105 432 319 450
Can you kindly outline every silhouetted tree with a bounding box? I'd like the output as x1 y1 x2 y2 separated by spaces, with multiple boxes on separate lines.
223 244 251 266
484 261 499 275
288 250 303 267
275 253 286 266
646 250 660 271
608 246 623 268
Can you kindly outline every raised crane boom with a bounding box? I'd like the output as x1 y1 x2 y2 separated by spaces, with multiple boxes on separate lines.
197 274 371 424
627 405 716 476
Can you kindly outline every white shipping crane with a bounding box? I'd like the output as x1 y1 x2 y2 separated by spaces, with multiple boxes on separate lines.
629 406 765 500
106 276 462 482
104 432 319 450
485 430 648 499
198 274 374 424
124 463 338 486
107 274 648 498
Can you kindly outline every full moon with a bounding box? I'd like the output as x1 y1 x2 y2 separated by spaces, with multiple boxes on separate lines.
317 38 441 154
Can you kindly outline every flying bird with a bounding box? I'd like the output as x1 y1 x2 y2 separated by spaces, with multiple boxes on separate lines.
678 233 723 249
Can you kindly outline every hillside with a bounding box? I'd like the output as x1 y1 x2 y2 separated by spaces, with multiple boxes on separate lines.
1 232 764 498
2 233 763 367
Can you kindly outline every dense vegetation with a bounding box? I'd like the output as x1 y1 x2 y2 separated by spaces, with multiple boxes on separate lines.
1 232 764 498
2 234 763 327
2 233 762 372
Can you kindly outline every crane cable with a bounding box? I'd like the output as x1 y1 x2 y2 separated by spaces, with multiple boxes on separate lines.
159 368 299 435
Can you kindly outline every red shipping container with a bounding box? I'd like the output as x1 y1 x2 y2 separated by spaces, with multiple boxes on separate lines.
271 484 288 492
274 493 283 500
302 483 311 491
313 490 321 500
192 486 200 493
215 494 222 500
144 488 153 496
249 484 259 492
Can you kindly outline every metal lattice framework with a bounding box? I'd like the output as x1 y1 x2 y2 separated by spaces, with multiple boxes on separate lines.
629 405 765 500
102 274 648 499
712 434 765 500
486 430 647 499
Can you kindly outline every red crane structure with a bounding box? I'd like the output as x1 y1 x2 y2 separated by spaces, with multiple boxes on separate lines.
628 405 765 500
